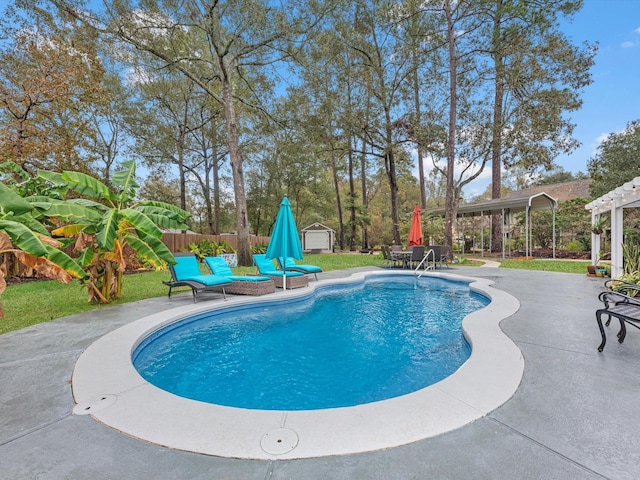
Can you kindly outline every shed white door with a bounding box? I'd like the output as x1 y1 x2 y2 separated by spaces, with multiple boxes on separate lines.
305 231 329 250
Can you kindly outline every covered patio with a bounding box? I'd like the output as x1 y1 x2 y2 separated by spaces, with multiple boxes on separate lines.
428 193 558 259
585 175 640 279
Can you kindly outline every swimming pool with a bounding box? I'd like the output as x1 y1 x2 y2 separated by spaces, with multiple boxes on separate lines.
133 276 488 410
71 270 523 459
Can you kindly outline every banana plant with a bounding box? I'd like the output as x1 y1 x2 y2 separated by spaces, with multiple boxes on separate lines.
0 182 87 317
38 160 190 304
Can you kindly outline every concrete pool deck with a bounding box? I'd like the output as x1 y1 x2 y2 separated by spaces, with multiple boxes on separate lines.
71 270 523 460
1 266 639 479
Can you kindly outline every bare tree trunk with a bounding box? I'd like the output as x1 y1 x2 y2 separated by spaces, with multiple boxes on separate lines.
360 135 369 250
444 0 457 251
348 137 357 251
412 53 427 210
491 8 505 254
220 80 251 265
204 144 215 235
212 152 221 235
330 151 345 250
177 139 187 212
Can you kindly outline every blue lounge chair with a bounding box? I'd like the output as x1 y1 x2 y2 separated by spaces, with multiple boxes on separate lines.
253 254 309 289
204 256 275 296
164 252 232 301
276 257 322 281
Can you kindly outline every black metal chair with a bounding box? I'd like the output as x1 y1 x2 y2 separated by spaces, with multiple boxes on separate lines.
390 245 403 268
409 246 425 269
596 288 640 351
381 245 393 267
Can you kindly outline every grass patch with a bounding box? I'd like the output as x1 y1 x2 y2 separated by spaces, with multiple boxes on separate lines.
1 254 384 335
0 270 172 335
0 253 594 335
499 259 592 274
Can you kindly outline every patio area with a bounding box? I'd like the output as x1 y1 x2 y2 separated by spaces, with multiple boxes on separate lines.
1 266 638 479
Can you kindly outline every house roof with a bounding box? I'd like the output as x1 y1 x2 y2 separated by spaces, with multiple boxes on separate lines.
504 179 591 203
426 179 591 217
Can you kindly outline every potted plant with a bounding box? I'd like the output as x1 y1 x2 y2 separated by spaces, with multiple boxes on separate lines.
587 253 600 276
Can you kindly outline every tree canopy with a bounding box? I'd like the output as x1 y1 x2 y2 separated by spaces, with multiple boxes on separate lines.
588 119 640 198
0 0 598 254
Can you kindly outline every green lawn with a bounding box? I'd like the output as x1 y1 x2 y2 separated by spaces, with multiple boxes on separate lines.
499 258 594 274
0 254 383 335
0 253 594 335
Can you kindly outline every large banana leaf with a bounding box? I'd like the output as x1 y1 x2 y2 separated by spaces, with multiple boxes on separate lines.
137 232 174 260
67 198 109 211
0 220 49 257
77 246 95 267
112 160 138 203
11 250 73 283
124 233 172 266
42 200 103 223
38 170 69 190
120 208 162 238
140 212 189 231
135 204 187 223
137 200 191 221
51 224 88 237
96 210 119 250
61 170 118 203
9 213 51 236
0 183 34 216
42 244 88 279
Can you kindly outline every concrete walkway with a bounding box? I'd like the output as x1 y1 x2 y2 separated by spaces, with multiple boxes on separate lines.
469 257 502 268
1 267 639 479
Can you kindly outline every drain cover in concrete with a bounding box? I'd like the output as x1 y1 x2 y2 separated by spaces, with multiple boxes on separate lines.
72 394 117 415
260 428 299 455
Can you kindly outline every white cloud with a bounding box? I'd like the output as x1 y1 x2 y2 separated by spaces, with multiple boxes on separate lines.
635 26 640 34
621 41 635 48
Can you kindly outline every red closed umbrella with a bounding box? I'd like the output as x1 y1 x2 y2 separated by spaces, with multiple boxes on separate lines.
408 204 423 247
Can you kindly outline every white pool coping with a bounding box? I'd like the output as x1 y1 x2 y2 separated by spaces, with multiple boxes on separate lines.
71 270 522 460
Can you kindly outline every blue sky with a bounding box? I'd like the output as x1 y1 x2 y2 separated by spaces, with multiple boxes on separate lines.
461 0 640 198
557 0 640 174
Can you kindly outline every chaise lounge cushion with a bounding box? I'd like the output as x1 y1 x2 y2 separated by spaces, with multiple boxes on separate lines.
204 256 272 282
172 256 232 286
253 254 305 278
165 253 231 301
253 254 309 289
278 257 322 273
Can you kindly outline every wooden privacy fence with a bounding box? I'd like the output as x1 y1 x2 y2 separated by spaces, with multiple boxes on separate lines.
161 233 271 253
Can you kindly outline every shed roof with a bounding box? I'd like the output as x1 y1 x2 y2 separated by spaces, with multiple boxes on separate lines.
302 222 336 232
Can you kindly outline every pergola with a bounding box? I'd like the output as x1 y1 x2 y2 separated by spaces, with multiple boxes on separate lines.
585 176 640 279
428 192 558 259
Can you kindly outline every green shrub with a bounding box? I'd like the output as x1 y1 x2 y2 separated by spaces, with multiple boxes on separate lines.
188 239 237 261
564 240 585 252
622 242 640 276
251 242 268 254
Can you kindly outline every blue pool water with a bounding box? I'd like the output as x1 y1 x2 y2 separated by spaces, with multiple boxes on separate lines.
133 275 488 410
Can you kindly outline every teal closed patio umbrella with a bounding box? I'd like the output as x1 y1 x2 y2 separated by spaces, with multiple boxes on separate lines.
265 196 303 290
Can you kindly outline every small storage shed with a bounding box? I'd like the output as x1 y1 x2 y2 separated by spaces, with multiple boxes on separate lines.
302 223 335 253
